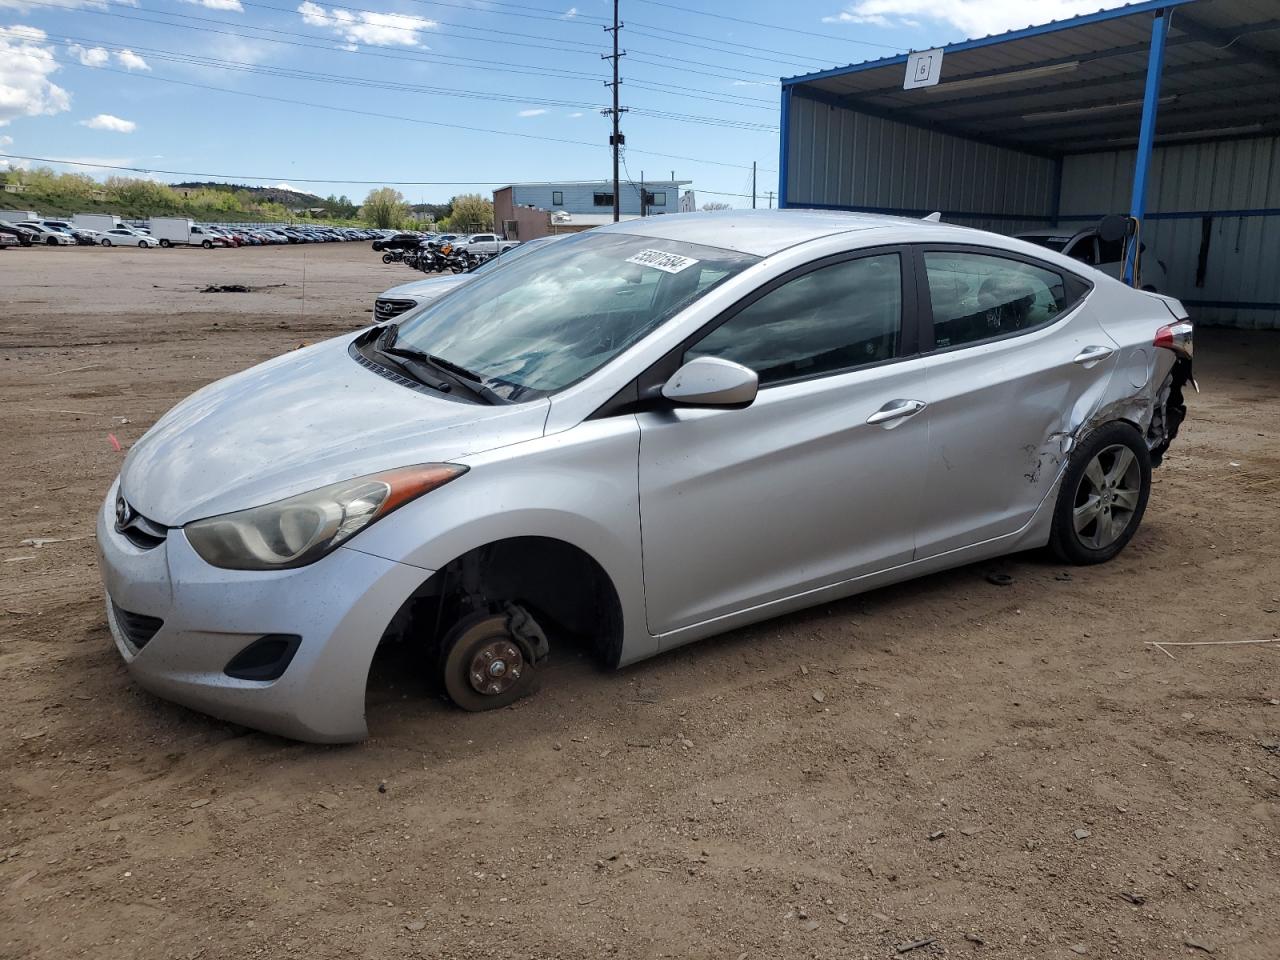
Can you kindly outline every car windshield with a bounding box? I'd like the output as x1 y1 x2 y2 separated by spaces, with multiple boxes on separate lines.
391 232 758 401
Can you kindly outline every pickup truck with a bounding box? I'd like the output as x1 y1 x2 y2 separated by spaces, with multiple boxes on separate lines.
452 233 520 256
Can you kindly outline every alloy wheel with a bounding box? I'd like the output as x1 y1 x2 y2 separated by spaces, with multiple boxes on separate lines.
1072 443 1142 549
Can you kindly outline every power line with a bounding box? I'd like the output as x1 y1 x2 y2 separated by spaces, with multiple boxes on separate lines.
629 0 907 51
27 2 777 112
51 60 769 171
45 34 777 130
0 153 598 186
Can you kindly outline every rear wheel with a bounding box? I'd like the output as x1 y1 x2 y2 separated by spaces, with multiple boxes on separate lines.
440 612 538 711
1049 421 1151 564
159 238 170 248
381 253 393 263
138 240 148 248
46 236 58 246
202 239 213 249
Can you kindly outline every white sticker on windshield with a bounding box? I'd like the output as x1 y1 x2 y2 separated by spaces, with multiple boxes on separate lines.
626 249 700 274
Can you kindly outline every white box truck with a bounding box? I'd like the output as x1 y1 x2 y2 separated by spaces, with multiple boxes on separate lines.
73 213 121 232
151 217 224 248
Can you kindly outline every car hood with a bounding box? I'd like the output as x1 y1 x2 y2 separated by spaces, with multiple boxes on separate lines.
382 273 471 301
119 332 550 526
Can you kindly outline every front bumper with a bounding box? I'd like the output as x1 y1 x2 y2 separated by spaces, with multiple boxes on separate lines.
96 481 430 742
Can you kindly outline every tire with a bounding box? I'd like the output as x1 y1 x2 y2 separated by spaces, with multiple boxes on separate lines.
159 239 170 248
381 253 393 264
439 612 538 712
102 239 113 247
47 236 58 246
1049 421 1151 565
138 240 148 248
202 240 213 249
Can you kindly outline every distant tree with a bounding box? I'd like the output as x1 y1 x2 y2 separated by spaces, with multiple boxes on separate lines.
361 187 410 228
701 201 732 211
441 193 494 232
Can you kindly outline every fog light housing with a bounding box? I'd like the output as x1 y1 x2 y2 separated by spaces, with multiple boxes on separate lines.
224 634 302 682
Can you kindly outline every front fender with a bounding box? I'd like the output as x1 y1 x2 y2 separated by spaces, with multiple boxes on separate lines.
345 417 656 666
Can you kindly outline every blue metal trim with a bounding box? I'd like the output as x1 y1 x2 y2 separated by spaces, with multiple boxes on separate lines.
778 86 791 209
1125 10 1171 284
1060 207 1280 222
788 201 1053 223
781 0 1196 86
1181 299 1280 311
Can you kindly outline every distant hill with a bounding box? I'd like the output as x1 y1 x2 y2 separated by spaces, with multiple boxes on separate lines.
172 182 326 209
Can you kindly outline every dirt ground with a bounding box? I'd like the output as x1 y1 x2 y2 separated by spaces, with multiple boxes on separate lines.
1 242 1278 960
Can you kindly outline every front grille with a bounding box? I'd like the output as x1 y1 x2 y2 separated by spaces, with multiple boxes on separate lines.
374 297 416 323
111 601 163 652
115 493 168 550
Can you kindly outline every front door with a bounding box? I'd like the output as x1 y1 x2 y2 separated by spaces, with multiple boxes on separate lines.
636 249 929 637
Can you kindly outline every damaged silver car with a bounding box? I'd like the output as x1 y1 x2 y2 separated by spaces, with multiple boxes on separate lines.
98 211 1193 741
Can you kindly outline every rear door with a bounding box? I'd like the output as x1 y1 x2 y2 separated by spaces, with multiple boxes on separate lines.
636 248 930 636
913 246 1118 558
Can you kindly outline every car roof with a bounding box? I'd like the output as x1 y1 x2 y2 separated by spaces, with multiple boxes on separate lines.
593 208 975 257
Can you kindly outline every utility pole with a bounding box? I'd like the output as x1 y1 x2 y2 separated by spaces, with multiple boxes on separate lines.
601 0 626 224
767 190 774 209
752 161 757 209
640 169 646 217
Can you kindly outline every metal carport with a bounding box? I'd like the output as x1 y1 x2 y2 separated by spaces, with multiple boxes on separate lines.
778 0 1280 328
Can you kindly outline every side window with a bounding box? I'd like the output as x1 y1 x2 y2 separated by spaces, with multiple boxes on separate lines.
551 191 564 206
651 191 667 206
1097 234 1125 265
924 251 1068 349
687 253 902 386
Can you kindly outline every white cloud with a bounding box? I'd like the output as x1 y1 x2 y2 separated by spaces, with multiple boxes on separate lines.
822 0 1132 36
297 1 436 47
80 113 137 133
731 79 776 88
274 181 295 190
517 108 548 117
115 49 150 70
561 6 577 17
567 111 583 118
0 26 71 127
180 0 244 9
68 43 109 66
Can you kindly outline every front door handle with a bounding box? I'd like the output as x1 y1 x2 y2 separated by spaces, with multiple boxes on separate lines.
867 399 927 426
1072 345 1116 367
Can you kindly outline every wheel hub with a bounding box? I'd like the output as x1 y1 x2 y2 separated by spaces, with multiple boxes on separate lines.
468 640 524 697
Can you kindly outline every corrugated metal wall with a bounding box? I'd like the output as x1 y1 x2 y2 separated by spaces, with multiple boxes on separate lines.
1060 137 1280 329
784 93 1059 236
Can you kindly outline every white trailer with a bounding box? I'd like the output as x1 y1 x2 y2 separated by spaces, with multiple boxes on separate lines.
151 217 223 248
73 213 121 232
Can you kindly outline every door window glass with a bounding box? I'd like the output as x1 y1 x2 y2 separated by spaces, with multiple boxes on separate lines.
688 254 902 385
924 251 1068 349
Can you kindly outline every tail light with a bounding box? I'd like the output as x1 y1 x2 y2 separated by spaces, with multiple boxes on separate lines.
1154 320 1193 360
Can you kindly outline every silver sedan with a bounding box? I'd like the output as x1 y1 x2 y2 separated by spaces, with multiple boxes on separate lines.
97 211 1194 741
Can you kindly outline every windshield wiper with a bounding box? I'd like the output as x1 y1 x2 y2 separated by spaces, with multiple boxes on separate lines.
377 329 506 405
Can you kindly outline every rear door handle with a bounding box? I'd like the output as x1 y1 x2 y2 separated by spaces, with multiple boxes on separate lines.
867 399 927 426
1072 345 1116 367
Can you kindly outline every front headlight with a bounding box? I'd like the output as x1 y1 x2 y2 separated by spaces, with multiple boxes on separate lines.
184 463 466 570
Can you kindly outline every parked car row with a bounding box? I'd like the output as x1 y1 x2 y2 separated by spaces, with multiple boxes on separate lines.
0 216 392 250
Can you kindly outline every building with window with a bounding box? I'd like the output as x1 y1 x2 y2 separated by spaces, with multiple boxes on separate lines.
494 178 692 239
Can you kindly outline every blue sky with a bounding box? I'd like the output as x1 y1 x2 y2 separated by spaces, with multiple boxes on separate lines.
0 0 1132 205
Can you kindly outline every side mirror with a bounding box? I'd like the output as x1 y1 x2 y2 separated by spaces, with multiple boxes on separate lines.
661 356 758 408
